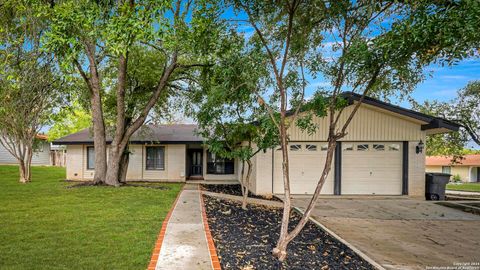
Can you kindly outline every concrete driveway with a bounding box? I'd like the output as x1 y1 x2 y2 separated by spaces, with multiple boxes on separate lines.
291 196 480 270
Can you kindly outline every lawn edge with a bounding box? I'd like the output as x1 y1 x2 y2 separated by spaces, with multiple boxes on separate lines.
199 188 222 270
147 185 183 270
292 206 386 270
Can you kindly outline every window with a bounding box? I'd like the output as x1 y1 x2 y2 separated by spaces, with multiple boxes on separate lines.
146 146 165 170
343 144 353 151
306 144 317 151
442 166 451 174
373 144 385 151
87 146 95 170
389 144 400 151
290 144 302 151
320 144 328 151
357 144 369 151
207 151 234 174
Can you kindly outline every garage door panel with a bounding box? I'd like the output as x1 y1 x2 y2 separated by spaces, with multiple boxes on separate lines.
342 142 402 195
273 144 334 195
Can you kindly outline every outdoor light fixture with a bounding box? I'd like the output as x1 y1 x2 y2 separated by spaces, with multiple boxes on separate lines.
416 140 424 154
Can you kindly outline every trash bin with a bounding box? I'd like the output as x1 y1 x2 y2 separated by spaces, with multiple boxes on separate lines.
425 173 451 200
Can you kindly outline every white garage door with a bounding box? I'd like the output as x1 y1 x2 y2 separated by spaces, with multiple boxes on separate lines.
273 143 334 195
342 142 403 195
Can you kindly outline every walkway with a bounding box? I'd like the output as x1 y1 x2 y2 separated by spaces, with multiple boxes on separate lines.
154 184 213 270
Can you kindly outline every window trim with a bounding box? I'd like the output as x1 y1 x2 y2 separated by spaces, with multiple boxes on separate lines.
86 146 95 170
442 166 451 174
388 143 400 151
145 146 166 171
356 144 369 151
290 144 302 151
343 143 353 151
373 144 385 151
306 144 317 151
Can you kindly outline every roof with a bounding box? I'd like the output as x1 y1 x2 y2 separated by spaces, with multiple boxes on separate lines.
426 155 480 166
52 124 203 145
36 134 48 141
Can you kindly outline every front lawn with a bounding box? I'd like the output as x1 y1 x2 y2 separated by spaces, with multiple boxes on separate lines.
447 182 480 192
0 165 182 270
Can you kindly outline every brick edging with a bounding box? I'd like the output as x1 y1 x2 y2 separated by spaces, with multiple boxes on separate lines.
147 187 183 270
199 189 222 270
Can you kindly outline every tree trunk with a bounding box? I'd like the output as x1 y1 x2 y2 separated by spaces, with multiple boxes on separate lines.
273 118 292 262
118 150 129 184
241 159 253 210
18 160 29 183
273 140 336 258
91 91 107 184
105 143 123 186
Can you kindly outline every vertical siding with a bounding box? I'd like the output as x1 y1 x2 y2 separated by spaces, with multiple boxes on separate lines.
66 145 84 180
0 141 50 165
288 104 425 141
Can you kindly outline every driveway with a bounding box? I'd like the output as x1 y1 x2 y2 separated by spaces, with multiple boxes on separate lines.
291 196 480 270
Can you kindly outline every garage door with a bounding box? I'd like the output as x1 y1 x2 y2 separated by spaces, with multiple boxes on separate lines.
342 142 402 195
273 143 334 195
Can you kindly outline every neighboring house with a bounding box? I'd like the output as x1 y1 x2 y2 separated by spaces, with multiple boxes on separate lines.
0 135 51 165
426 155 480 182
53 92 459 197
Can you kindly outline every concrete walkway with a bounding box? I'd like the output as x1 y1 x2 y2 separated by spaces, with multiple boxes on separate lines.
155 184 212 270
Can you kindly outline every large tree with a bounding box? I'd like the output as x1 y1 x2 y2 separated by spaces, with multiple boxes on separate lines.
230 0 480 261
42 0 226 185
0 1 62 183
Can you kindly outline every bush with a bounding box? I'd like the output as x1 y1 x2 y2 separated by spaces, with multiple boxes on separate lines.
452 174 462 182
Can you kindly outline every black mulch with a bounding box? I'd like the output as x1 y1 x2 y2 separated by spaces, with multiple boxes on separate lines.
204 195 374 270
201 184 283 202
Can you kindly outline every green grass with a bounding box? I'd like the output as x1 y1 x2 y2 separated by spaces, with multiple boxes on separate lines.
0 165 182 270
447 182 480 192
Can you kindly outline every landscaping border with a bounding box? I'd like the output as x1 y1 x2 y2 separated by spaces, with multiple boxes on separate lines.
199 188 222 270
292 206 386 270
147 186 183 270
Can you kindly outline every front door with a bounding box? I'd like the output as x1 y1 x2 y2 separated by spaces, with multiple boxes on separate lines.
190 150 203 176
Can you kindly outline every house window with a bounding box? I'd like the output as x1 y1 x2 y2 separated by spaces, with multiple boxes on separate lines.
373 144 385 151
320 144 328 151
290 144 302 151
207 151 234 174
357 144 369 151
343 144 353 151
442 166 451 174
146 146 165 170
306 144 317 151
389 144 400 151
87 146 95 170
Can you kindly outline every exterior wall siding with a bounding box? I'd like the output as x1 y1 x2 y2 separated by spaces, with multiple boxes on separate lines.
0 141 51 165
408 140 426 197
288 104 425 142
66 145 84 180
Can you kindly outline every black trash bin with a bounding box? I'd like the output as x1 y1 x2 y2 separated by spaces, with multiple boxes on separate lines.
425 173 451 200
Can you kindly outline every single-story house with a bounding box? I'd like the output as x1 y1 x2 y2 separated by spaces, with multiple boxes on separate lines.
53 92 459 197
0 134 51 165
426 155 480 182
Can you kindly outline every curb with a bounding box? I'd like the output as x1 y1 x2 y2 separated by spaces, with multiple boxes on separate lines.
199 189 222 270
292 207 386 270
147 186 183 270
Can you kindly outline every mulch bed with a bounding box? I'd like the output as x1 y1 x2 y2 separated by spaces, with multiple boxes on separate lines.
201 184 283 202
203 195 374 270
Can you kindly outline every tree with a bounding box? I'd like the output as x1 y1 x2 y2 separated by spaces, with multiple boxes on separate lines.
47 100 92 142
230 0 480 261
42 0 226 185
187 30 278 209
0 1 62 183
411 81 480 159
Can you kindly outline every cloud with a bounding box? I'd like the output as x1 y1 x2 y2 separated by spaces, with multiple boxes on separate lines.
439 75 469 80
